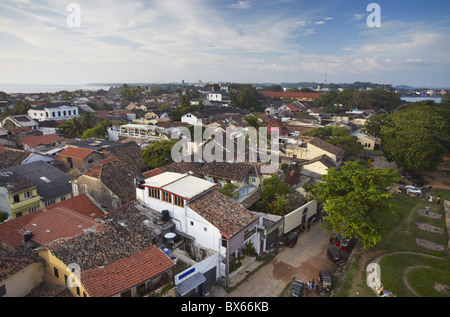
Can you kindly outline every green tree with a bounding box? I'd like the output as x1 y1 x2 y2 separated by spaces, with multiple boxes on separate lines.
244 114 262 129
258 174 305 215
141 139 177 168
56 117 86 138
374 103 450 173
81 111 98 129
82 120 111 139
313 161 401 248
229 84 262 111
219 183 240 198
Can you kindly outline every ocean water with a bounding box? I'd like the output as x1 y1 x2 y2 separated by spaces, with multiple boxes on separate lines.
401 96 442 103
0 84 113 94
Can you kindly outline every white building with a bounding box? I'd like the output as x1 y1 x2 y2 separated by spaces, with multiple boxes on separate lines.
28 102 79 122
136 172 260 284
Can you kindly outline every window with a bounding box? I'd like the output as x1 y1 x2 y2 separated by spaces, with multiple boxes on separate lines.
162 191 172 203
174 195 184 207
148 188 160 199
29 206 37 213
64 275 69 286
54 267 59 278
52 112 55 117
190 221 194 226
0 284 6 297
76 286 80 296
13 195 20 203
24 191 33 198
58 111 61 117
45 200 56 207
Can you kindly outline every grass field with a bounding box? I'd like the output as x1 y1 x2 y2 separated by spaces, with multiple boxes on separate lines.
336 188 450 297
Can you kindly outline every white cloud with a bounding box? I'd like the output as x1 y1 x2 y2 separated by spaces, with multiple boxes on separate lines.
406 58 423 63
229 1 251 9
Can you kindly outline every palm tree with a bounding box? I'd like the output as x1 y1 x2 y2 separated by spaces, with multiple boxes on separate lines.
56 117 86 138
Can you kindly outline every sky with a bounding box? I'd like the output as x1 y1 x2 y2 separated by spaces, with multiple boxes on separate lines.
0 0 449 88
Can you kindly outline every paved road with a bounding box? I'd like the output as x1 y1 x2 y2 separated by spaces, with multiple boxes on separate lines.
225 221 335 297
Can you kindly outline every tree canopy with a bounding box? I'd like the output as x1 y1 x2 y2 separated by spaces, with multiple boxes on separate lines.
313 89 402 113
229 84 262 111
257 174 305 215
141 139 177 168
312 161 401 248
56 112 99 138
363 102 450 173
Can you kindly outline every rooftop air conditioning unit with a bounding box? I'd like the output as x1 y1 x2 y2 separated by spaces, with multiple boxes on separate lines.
161 210 170 222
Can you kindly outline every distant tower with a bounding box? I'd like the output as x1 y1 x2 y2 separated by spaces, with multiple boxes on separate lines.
324 73 327 90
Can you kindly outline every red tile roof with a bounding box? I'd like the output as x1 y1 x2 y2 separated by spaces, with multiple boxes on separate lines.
47 194 104 219
20 207 102 246
0 211 43 249
58 147 95 160
19 134 65 148
143 168 164 179
81 245 175 297
188 189 258 239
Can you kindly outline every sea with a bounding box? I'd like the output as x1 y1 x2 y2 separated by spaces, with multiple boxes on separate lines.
0 84 113 94
401 96 442 103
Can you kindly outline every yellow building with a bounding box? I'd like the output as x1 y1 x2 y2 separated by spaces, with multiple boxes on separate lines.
282 136 345 163
0 172 41 219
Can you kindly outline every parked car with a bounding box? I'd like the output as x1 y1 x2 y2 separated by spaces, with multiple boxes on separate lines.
318 271 332 291
405 185 422 195
291 280 305 297
285 232 298 248
327 246 340 263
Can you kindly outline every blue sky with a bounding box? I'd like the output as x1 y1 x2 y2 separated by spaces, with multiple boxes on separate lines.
0 0 449 87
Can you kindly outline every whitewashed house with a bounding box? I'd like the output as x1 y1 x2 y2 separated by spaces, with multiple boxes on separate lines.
28 102 79 122
136 172 259 284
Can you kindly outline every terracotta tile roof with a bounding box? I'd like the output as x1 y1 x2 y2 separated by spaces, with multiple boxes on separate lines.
284 170 301 187
0 211 43 249
58 146 95 160
20 207 102 246
0 249 44 282
199 162 254 181
19 134 65 148
81 246 175 297
47 194 104 219
40 202 174 296
0 148 32 169
308 138 345 158
161 161 203 178
143 168 164 179
83 159 143 204
188 189 258 239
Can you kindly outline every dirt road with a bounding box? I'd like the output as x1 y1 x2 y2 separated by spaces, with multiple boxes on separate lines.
226 221 335 297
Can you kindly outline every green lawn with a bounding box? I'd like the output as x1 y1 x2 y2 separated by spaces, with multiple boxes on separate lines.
336 188 450 297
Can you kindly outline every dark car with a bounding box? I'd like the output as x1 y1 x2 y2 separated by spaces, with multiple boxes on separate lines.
327 246 340 263
291 280 305 297
285 232 298 248
318 271 332 291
